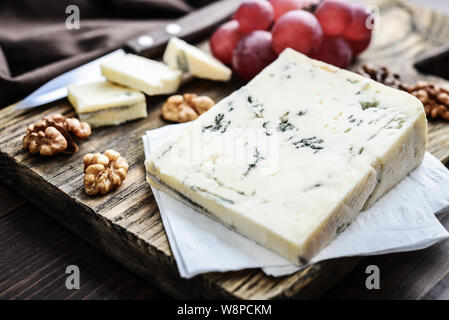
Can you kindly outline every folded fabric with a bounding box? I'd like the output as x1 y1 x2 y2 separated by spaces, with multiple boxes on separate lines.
0 0 206 107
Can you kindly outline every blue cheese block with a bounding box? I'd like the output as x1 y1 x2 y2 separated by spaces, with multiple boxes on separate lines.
163 37 231 81
145 48 427 264
67 80 147 127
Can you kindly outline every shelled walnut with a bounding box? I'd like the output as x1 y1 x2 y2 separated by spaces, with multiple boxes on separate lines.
83 149 128 196
358 65 449 121
357 64 407 90
23 113 91 156
407 81 449 121
161 93 215 123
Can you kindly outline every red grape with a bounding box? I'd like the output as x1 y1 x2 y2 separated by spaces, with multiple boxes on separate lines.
270 0 319 20
232 31 277 81
312 35 352 68
347 34 371 56
271 10 323 55
315 0 352 36
343 4 372 40
210 20 245 65
235 0 274 33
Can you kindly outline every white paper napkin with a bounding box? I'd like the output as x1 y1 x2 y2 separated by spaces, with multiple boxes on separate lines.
143 124 449 278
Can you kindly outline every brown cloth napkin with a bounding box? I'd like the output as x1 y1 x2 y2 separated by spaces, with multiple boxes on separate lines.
0 0 214 108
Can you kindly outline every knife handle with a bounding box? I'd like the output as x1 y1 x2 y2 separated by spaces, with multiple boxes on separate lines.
414 44 449 79
123 0 240 57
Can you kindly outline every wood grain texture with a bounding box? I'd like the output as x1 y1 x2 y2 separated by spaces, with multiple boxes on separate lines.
0 184 26 219
0 202 168 300
1 0 449 300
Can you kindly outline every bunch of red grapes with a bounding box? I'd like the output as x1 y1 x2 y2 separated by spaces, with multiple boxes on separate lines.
210 0 374 81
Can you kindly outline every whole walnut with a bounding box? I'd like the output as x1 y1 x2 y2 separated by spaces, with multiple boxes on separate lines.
23 113 91 156
162 93 215 123
83 149 128 196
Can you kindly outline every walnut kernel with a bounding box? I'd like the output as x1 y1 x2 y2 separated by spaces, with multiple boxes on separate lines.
161 93 215 123
23 114 91 156
23 126 68 156
358 65 449 121
83 149 128 196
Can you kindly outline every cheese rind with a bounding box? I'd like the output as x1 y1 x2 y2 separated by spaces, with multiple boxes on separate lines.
146 48 426 264
163 37 232 81
67 80 147 127
146 164 377 263
101 54 182 95
78 101 147 128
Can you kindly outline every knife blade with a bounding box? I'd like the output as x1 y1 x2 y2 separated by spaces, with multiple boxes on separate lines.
14 0 240 111
14 49 125 110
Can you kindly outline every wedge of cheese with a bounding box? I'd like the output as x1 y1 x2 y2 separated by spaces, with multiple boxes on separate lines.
163 37 231 81
67 80 147 127
145 48 426 264
101 54 182 95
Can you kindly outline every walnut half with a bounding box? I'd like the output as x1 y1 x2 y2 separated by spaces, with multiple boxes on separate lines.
161 93 215 123
83 149 128 196
23 113 91 156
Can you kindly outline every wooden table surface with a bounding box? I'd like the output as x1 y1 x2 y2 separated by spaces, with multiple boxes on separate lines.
1 179 448 300
2 0 449 301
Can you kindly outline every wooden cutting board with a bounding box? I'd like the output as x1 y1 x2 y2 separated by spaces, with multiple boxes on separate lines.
1 0 449 299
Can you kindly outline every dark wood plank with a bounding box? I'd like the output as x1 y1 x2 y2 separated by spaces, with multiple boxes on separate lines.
0 184 26 218
1 0 449 300
422 272 449 300
322 210 449 300
0 203 168 300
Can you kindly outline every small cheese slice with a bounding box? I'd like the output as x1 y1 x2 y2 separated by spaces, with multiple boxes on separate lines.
163 37 231 81
101 54 182 95
146 48 426 264
67 80 147 127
